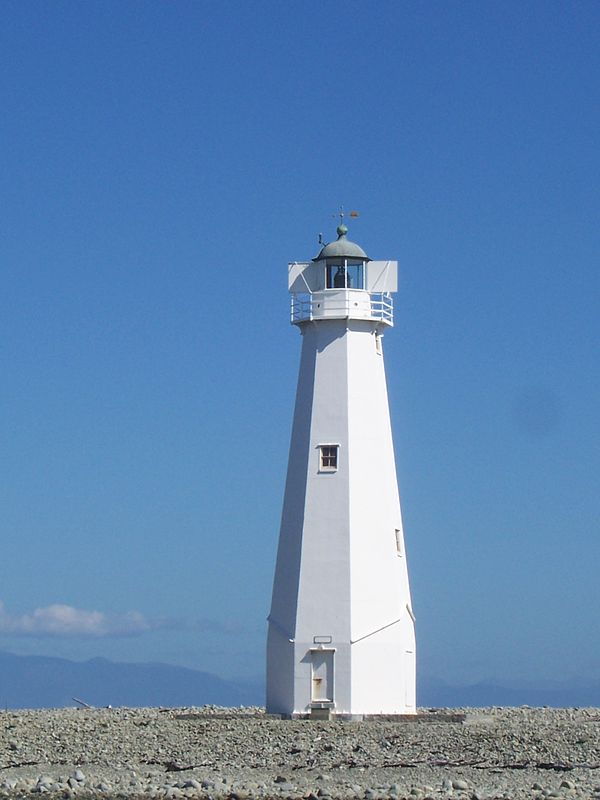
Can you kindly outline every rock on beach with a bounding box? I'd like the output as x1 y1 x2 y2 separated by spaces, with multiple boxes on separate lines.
1 706 600 799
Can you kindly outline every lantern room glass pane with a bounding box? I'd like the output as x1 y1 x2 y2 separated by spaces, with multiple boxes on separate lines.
326 262 344 289
325 260 364 289
347 262 364 289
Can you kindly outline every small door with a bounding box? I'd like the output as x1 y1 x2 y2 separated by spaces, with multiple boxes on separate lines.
311 650 334 702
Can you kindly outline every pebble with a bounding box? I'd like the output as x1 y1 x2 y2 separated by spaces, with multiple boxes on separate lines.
184 779 203 790
0 706 596 798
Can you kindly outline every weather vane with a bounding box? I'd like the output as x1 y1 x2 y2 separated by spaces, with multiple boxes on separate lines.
334 205 360 225
319 206 360 244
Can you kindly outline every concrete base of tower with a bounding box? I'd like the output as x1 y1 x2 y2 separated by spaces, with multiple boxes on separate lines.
273 711 465 724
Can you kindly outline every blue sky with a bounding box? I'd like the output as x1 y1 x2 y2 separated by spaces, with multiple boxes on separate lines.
1 0 598 690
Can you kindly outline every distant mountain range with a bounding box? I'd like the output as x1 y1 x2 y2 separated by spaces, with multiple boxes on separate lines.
419 675 600 708
1 650 599 709
0 651 263 709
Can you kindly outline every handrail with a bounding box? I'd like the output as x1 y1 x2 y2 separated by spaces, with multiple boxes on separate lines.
291 292 393 325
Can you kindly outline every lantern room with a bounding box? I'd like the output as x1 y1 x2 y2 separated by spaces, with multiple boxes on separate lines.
288 223 398 326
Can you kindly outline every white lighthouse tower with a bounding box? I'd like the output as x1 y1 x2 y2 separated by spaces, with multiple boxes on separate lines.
267 218 416 718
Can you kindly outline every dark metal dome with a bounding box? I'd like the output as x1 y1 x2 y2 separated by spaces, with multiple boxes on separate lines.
313 224 370 262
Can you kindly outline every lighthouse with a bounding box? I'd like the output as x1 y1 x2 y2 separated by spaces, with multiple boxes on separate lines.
266 218 416 718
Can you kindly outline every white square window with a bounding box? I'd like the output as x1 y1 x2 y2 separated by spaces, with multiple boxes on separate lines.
319 444 339 472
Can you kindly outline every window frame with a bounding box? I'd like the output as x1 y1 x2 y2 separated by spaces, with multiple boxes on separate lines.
318 444 339 473
395 528 404 556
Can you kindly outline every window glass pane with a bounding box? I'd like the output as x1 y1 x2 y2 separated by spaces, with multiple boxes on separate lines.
347 263 364 289
326 262 343 288
332 266 346 288
395 529 403 556
320 445 338 470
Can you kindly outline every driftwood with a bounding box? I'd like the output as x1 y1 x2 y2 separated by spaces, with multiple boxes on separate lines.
72 697 94 709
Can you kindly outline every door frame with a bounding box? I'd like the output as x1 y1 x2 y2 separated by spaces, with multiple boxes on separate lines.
309 647 335 706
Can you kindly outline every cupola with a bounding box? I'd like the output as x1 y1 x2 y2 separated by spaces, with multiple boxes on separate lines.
313 224 370 291
313 224 371 262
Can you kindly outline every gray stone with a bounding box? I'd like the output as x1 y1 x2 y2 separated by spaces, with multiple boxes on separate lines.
452 779 469 790
36 775 55 790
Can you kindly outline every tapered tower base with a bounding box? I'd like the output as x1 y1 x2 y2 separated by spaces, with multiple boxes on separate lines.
267 226 416 717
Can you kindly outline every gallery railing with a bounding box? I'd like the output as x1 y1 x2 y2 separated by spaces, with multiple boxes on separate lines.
291 292 393 325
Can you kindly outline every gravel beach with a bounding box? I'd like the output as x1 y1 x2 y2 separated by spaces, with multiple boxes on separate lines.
2 706 600 800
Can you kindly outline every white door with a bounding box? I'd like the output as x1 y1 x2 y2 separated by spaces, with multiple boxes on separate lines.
311 650 334 702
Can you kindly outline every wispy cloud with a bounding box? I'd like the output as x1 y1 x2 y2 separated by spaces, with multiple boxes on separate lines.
0 601 170 638
0 602 242 639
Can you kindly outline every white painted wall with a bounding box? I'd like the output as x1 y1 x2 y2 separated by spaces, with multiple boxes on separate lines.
267 284 416 716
